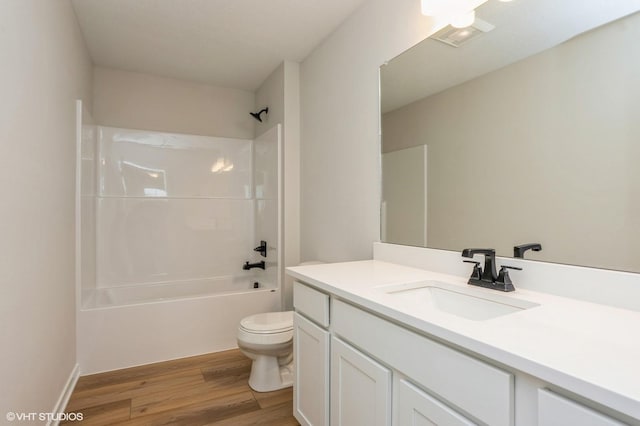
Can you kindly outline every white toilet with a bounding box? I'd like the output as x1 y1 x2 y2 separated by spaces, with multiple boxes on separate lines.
237 310 294 392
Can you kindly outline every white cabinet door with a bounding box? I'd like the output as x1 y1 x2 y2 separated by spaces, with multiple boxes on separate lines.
331 336 392 426
294 313 330 426
538 389 624 426
397 378 477 426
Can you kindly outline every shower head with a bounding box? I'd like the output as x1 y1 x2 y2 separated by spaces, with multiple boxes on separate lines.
250 107 269 123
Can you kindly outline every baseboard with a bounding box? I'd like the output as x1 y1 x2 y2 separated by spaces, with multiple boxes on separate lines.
48 363 80 426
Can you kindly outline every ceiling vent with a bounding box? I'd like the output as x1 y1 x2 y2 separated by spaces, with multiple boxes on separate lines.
430 18 495 47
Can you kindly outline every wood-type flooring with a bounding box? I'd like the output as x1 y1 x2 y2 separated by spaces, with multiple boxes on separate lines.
64 349 299 425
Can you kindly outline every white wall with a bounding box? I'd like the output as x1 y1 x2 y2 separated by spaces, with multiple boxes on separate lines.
93 67 255 139
300 0 439 262
0 0 93 417
255 64 285 135
256 62 301 309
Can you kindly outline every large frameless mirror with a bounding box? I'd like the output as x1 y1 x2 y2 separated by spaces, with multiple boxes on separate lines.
380 0 640 272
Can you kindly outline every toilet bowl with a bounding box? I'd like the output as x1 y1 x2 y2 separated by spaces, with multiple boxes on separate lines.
237 310 294 392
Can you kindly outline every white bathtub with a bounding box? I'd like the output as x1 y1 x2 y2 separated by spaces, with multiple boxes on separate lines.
82 276 273 309
77 277 281 374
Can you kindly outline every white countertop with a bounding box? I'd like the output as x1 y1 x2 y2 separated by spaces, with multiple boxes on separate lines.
287 260 640 421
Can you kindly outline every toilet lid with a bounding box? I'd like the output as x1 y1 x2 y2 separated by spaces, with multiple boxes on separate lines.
240 311 294 334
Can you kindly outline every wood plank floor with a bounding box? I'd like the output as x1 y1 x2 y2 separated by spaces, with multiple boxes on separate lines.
64 349 299 426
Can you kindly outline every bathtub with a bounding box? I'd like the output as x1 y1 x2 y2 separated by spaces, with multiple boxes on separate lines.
81 276 274 309
75 123 284 374
77 277 281 374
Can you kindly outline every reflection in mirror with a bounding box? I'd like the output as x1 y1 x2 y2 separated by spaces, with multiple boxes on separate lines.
381 2 640 273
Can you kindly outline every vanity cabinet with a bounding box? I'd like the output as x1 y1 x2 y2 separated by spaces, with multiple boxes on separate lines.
294 313 329 426
293 281 511 426
537 389 625 426
396 378 476 426
332 298 513 426
292 280 633 426
330 336 391 425
293 282 330 426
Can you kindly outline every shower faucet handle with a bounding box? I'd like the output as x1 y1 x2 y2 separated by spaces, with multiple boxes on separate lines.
253 240 267 257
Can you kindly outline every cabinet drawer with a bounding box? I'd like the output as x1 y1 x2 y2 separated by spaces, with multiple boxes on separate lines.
294 281 330 327
397 378 476 426
332 300 513 426
538 389 624 426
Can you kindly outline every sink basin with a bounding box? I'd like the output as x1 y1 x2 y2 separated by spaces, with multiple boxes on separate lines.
378 281 539 321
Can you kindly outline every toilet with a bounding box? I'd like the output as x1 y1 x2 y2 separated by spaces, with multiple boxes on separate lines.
237 310 294 392
237 261 322 392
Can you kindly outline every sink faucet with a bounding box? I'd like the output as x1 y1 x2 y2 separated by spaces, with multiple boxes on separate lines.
513 243 541 258
461 248 498 282
461 248 520 292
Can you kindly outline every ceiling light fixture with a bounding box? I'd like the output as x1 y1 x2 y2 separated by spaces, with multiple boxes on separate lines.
429 17 495 47
421 0 491 28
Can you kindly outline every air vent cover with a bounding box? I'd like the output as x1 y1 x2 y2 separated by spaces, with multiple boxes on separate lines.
430 18 495 47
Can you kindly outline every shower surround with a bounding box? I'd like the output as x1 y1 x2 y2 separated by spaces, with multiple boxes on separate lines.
77 110 281 373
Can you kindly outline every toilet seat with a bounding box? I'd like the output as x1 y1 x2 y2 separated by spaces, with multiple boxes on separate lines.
237 327 293 346
239 311 293 334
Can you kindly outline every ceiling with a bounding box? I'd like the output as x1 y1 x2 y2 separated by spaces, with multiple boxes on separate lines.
71 0 367 91
381 0 640 113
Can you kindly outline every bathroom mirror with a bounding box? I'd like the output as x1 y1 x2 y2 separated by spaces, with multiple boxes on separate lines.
380 0 640 273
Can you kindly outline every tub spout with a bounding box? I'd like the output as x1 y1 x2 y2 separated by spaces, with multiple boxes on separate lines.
243 261 265 271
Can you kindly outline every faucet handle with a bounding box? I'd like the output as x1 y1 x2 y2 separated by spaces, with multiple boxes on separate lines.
500 265 522 272
496 265 522 291
463 260 482 281
253 240 267 257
